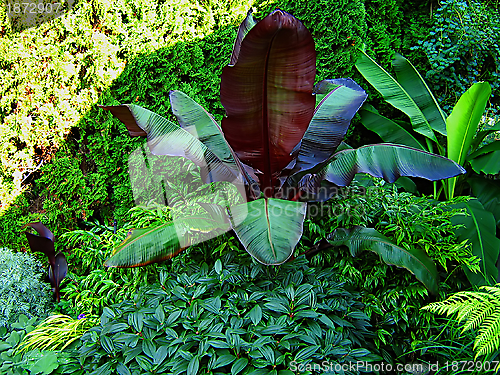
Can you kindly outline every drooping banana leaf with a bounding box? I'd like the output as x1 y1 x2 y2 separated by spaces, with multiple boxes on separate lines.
324 144 466 186
358 106 425 150
220 10 316 194
469 122 500 152
391 53 447 136
104 217 226 267
169 90 260 196
326 226 438 294
229 9 258 66
467 141 500 175
446 82 491 198
293 78 367 172
468 176 500 228
229 198 307 265
449 198 500 286
355 49 437 142
100 104 244 185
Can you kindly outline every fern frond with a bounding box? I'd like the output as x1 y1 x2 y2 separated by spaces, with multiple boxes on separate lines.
422 284 500 360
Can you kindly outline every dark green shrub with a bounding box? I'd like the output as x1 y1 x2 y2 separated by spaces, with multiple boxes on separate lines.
414 0 500 112
0 248 53 331
72 255 379 374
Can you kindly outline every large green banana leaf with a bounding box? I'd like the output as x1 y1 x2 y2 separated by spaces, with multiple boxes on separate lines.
468 176 500 228
391 53 447 136
469 122 500 152
324 144 466 186
358 106 425 150
449 198 500 286
326 226 438 294
355 49 437 142
293 78 367 173
446 82 491 198
229 198 307 265
105 217 226 267
169 90 259 195
467 141 500 175
100 104 244 185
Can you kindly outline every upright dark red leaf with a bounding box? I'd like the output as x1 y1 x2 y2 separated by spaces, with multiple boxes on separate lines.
221 10 316 196
25 231 56 266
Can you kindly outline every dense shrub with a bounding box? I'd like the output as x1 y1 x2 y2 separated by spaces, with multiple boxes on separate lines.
0 248 53 331
70 256 378 374
414 0 500 112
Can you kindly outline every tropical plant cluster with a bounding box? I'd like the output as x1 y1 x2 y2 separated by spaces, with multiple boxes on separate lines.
1 0 500 374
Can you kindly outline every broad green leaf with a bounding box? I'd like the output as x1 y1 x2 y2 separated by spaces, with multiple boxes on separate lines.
213 354 237 369
392 53 447 135
294 78 367 172
468 141 500 175
104 217 225 267
325 144 465 186
355 49 437 141
358 107 425 150
449 198 500 286
468 176 500 227
169 90 258 190
28 352 59 375
327 226 438 294
294 345 320 361
446 82 491 198
230 198 307 265
100 104 244 185
470 122 500 152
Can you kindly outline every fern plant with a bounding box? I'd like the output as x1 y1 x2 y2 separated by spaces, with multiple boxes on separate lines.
422 285 500 367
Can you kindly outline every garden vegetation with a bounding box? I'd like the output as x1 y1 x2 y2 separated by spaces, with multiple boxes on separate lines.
0 0 499 374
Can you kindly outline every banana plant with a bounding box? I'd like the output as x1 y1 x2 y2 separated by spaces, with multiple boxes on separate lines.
356 49 500 285
23 223 67 302
100 10 466 293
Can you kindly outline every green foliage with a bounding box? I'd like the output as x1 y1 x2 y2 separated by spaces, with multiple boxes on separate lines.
0 314 78 375
17 314 97 353
300 180 475 363
0 248 53 331
422 284 500 365
414 0 500 112
70 255 378 374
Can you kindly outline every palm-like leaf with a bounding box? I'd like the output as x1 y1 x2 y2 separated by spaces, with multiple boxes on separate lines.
358 106 425 150
327 226 438 294
293 78 367 172
355 49 438 142
220 9 316 195
324 144 466 186
100 104 244 185
392 53 447 136
105 217 226 267
467 141 500 175
229 198 307 265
